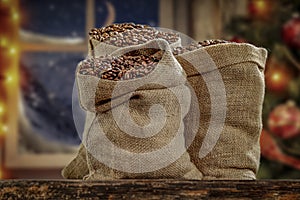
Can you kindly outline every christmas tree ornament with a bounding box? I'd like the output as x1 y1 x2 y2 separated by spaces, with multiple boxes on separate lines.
260 129 300 170
282 15 300 49
268 101 300 139
248 0 272 19
265 60 293 94
230 36 247 43
260 129 283 161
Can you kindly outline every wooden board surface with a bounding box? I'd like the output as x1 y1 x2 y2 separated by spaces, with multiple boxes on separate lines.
1 179 300 199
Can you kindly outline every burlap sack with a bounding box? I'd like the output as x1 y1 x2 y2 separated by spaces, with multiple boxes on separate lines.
176 43 267 179
61 144 89 179
66 39 202 180
88 28 181 57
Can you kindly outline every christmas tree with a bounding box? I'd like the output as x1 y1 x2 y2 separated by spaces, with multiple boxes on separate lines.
225 0 300 179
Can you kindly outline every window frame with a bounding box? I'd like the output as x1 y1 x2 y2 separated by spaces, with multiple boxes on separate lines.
5 0 173 168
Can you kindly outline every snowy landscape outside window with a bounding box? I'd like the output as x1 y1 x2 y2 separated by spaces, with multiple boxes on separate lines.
6 0 159 168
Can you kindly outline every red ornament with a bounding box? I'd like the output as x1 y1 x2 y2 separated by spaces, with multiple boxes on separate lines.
282 16 300 49
260 129 300 170
260 129 282 159
248 0 272 19
230 36 247 43
268 101 300 139
265 60 293 94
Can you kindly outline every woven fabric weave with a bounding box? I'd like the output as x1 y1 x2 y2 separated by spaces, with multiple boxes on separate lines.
176 43 267 179
63 39 203 180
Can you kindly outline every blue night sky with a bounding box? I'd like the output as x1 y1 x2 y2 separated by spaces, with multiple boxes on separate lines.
19 0 159 148
20 0 159 37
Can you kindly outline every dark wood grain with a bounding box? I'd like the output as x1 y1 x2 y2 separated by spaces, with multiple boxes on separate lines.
1 179 300 199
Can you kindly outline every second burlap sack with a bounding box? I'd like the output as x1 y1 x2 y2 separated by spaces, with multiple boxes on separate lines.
176 43 267 179
74 39 203 180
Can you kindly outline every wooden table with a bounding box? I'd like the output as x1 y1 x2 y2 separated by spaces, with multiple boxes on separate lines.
1 180 300 199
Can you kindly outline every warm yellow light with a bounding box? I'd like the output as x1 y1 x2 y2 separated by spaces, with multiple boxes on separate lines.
1 125 8 133
6 74 13 83
256 1 266 10
272 73 281 82
0 169 2 179
0 37 8 47
12 10 19 21
5 72 18 84
1 0 9 4
9 47 16 55
0 105 4 115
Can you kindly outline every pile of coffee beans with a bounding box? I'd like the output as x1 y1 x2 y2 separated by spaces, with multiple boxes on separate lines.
172 43 202 55
198 39 229 46
104 28 179 47
79 49 163 81
85 22 231 81
80 39 231 81
89 23 180 47
79 55 114 76
172 39 229 55
89 23 147 42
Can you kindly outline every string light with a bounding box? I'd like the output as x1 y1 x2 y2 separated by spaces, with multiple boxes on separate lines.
0 0 18 181
6 75 12 82
12 11 19 21
0 104 4 115
0 124 8 136
0 37 8 47
1 0 9 4
9 46 16 55
255 0 266 11
1 124 8 133
271 72 281 82
5 73 16 83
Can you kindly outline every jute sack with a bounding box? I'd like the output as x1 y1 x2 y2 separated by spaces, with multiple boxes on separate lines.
66 39 202 180
61 144 89 179
176 43 267 179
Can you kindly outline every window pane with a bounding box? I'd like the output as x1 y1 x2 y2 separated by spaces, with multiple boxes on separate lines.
20 0 86 38
95 0 159 28
19 52 84 153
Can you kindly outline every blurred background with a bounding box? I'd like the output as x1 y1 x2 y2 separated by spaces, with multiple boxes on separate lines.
0 0 300 179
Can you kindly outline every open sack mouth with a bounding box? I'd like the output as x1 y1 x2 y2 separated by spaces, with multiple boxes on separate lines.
80 37 231 82
79 48 164 81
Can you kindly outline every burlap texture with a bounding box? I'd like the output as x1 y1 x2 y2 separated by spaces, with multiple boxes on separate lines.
176 43 267 180
61 144 89 179
66 39 202 180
